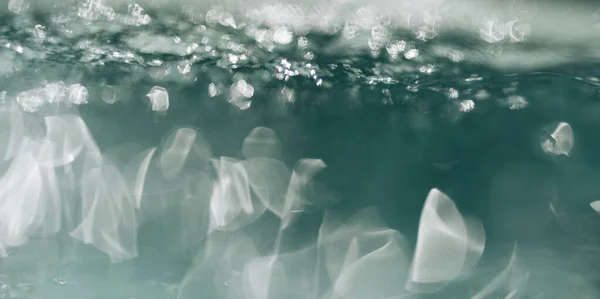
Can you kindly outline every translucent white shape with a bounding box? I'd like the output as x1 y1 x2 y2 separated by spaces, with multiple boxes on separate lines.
241 158 291 219
209 157 266 231
319 207 411 299
273 26 293 45
178 231 259 299
0 152 43 247
540 122 574 156
242 127 282 159
126 147 156 209
35 114 89 167
406 188 485 293
159 128 197 180
168 172 212 259
471 245 529 299
242 256 287 299
590 200 600 213
102 85 117 104
8 0 29 14
146 86 169 112
35 166 63 237
280 158 327 228
70 161 138 263
16 88 45 112
68 84 89 105
0 101 25 161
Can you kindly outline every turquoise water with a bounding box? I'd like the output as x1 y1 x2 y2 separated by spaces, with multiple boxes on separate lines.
1 0 600 298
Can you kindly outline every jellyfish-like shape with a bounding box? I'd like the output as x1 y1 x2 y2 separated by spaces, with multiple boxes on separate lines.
209 157 266 231
471 244 529 299
178 231 259 299
0 100 25 161
163 171 213 259
146 86 169 112
70 155 138 263
280 158 327 228
159 127 212 180
0 151 44 248
241 158 291 219
123 147 182 225
406 188 485 293
540 122 574 156
35 114 91 168
124 147 157 210
242 255 288 299
242 127 282 159
319 207 411 299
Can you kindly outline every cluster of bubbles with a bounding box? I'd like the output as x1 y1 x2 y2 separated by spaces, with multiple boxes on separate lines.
3 0 600 118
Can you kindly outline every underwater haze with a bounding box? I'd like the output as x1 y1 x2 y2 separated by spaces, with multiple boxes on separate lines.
0 0 600 298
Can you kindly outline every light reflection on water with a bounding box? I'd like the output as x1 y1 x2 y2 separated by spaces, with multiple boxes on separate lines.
1 0 600 298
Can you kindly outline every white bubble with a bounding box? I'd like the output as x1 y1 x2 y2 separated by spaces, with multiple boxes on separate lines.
146 86 169 112
273 27 293 45
68 84 89 105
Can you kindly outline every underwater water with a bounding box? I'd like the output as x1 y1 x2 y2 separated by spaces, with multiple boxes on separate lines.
1 0 600 298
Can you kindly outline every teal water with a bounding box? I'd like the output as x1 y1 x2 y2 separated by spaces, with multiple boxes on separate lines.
1 0 600 298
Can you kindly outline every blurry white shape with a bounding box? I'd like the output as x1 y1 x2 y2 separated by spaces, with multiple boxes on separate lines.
480 20 507 43
178 231 259 299
168 171 212 259
273 27 293 45
146 86 170 112
404 49 419 59
36 166 63 237
68 84 89 105
320 207 411 299
35 114 90 167
232 79 254 98
0 241 6 257
506 21 531 42
459 100 475 112
16 88 45 112
242 158 291 219
406 188 485 293
0 151 43 248
386 40 406 59
448 88 459 99
33 24 46 42
159 128 197 180
506 95 528 110
540 122 574 156
208 83 220 97
102 85 117 104
8 0 29 14
129 148 156 209
471 245 529 299
0 100 25 161
590 200 600 213
242 127 282 159
14 81 86 112
44 81 67 104
280 158 327 228
242 256 288 299
209 157 265 231
70 159 138 263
